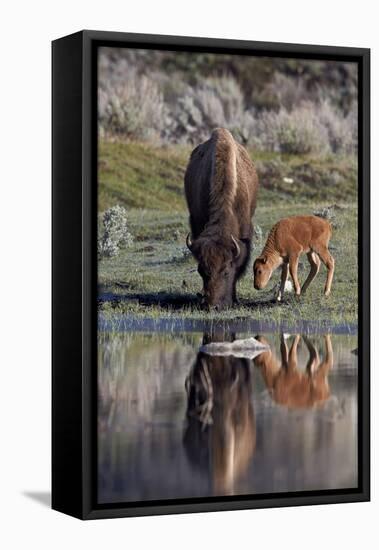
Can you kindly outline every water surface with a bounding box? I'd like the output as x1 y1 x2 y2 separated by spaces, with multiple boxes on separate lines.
98 330 358 504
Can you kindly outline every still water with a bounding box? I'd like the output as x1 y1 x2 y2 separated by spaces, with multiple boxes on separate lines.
98 330 358 504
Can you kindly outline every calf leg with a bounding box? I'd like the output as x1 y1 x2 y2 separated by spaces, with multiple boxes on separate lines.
303 336 320 374
320 334 333 374
289 253 301 295
302 252 321 294
287 334 301 371
280 334 289 367
312 335 333 398
316 246 335 296
277 262 289 302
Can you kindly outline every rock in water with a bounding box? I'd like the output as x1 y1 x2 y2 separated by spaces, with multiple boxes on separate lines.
199 337 269 359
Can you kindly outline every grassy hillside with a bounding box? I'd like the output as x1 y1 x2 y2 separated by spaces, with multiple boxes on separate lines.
98 140 358 212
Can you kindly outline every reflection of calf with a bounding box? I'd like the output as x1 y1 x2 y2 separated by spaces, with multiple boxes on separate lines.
184 347 255 495
253 334 333 409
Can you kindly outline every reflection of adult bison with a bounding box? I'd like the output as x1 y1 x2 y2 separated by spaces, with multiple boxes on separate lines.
184 128 258 309
253 334 333 409
183 334 256 495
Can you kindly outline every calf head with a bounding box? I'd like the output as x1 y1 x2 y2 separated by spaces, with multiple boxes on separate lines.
186 233 243 309
253 255 272 290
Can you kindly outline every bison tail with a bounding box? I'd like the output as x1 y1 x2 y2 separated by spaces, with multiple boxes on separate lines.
210 128 237 216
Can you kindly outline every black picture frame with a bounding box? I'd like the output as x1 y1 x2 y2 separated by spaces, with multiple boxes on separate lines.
52 30 370 520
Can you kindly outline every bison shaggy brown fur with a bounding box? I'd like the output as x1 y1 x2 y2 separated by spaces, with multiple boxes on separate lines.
184 128 258 309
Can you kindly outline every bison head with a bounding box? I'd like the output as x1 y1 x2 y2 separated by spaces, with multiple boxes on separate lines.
187 233 243 309
253 256 273 290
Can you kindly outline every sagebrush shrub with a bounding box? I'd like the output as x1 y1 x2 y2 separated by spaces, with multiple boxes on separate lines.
313 205 339 228
163 75 258 145
262 73 309 111
98 205 133 259
98 54 358 155
257 103 330 155
313 205 336 221
318 99 357 155
253 224 263 245
99 66 166 141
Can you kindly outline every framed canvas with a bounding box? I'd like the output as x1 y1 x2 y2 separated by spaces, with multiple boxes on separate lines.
52 30 370 520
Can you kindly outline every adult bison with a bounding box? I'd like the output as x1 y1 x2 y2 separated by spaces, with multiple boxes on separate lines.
184 128 258 309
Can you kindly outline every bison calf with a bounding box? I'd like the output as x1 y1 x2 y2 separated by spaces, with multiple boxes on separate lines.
253 215 334 300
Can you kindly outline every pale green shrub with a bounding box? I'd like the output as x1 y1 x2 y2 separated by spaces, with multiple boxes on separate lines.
99 67 166 141
257 103 330 155
98 205 133 259
98 52 358 155
318 99 357 154
263 73 309 111
164 75 258 145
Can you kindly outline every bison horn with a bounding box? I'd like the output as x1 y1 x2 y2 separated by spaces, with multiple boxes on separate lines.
186 233 193 250
231 235 241 258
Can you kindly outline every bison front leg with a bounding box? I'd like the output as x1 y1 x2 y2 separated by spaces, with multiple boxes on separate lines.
277 262 289 302
317 247 335 296
301 251 320 294
289 253 301 296
232 280 239 305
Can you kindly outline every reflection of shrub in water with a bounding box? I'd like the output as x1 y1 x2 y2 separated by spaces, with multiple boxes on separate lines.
98 334 195 429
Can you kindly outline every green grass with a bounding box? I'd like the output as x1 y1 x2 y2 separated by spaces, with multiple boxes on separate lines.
98 141 189 211
98 203 358 329
98 140 358 212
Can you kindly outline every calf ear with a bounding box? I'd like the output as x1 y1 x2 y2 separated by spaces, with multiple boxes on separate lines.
260 255 267 264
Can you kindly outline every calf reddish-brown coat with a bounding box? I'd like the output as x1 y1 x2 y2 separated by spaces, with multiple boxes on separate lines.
253 334 333 409
185 128 258 308
253 215 335 299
